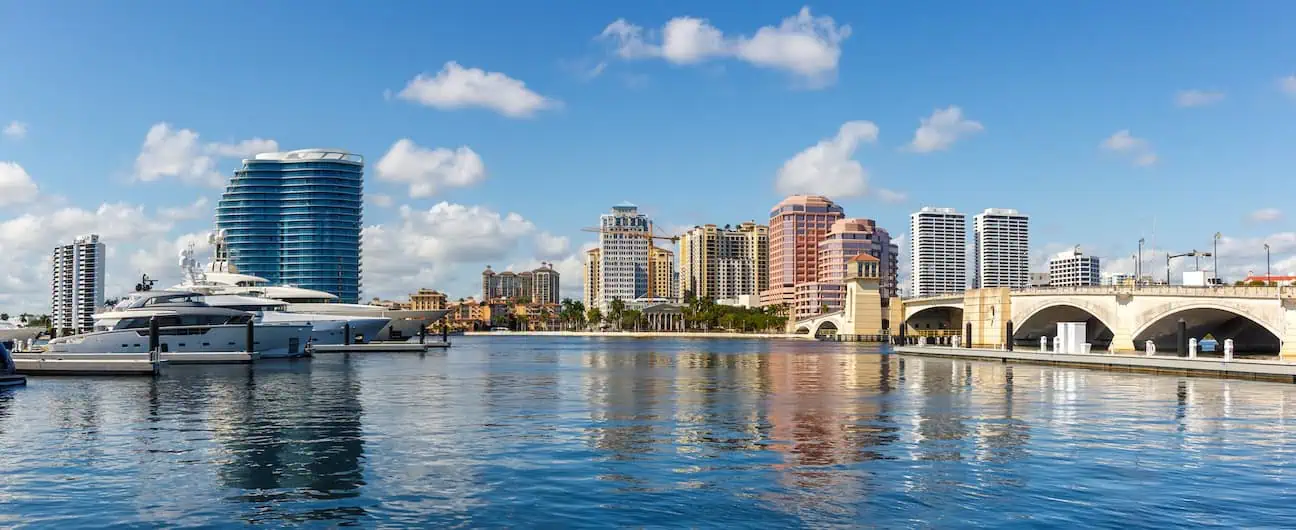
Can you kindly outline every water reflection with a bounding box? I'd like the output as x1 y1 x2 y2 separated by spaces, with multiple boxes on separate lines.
3 339 1296 527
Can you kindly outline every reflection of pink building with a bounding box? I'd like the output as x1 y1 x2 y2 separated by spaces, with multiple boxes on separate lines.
760 195 845 309
794 218 898 320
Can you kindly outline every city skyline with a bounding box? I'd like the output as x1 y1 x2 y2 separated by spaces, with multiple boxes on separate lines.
1 2 1295 312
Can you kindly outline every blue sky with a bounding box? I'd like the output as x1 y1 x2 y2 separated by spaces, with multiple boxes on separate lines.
1 1 1295 310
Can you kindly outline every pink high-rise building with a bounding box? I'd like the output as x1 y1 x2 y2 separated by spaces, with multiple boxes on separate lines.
759 195 845 309
794 218 898 320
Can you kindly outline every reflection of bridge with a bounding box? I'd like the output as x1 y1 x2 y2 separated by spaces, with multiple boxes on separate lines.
901 286 1296 357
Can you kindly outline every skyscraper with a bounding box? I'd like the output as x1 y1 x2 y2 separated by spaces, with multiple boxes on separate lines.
531 263 561 305
794 218 898 320
910 207 967 297
649 246 677 301
51 234 105 334
597 203 650 308
584 248 601 310
760 195 845 308
1048 247 1100 287
679 222 769 302
215 149 364 302
974 208 1030 289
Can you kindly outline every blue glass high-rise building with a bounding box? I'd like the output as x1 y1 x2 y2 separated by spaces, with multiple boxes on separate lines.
215 149 364 302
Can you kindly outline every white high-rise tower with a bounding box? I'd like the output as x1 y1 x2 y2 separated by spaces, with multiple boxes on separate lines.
51 234 105 334
598 203 650 309
910 208 967 297
974 208 1031 289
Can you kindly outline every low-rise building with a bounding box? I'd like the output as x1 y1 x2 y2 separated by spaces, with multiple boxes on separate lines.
1048 247 1100 287
409 288 447 310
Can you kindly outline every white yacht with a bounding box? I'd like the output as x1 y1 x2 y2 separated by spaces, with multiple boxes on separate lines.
171 236 392 344
170 232 448 341
52 291 312 359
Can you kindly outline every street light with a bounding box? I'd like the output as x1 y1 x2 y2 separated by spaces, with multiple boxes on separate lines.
1213 232 1221 284
1265 243 1271 283
1138 238 1145 285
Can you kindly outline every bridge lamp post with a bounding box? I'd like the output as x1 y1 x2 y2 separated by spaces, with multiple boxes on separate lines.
1265 243 1271 283
1137 238 1145 285
1213 232 1221 285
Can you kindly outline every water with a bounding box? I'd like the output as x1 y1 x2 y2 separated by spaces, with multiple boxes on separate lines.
2 337 1295 528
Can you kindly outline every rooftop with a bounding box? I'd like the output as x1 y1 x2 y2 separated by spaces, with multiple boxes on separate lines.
252 148 363 164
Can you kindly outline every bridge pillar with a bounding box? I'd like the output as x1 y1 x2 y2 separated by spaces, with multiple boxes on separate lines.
964 288 1011 348
1282 296 1296 360
1108 292 1137 353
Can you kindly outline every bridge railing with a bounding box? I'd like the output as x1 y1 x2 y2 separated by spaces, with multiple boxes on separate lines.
1011 285 1286 298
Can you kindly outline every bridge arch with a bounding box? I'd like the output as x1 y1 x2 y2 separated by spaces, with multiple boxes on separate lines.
794 325 811 335
1012 302 1119 347
1131 303 1283 354
904 305 963 332
811 320 839 337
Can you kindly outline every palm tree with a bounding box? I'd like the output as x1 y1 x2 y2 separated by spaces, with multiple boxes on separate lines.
609 298 626 331
623 309 644 332
587 307 603 330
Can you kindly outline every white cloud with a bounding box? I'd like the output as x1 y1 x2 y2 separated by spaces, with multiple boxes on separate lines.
127 232 213 290
396 61 557 118
535 232 571 259
906 106 983 153
1280 75 1296 96
0 200 188 311
599 7 850 86
157 197 210 222
1100 233 1296 282
0 162 40 205
1100 130 1157 167
1174 89 1224 107
775 121 878 198
875 188 907 203
368 193 395 208
360 202 545 300
375 139 486 198
133 123 277 187
207 138 279 158
2 121 27 140
1249 208 1282 223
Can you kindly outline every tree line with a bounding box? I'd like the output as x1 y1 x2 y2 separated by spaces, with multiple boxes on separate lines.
554 293 788 333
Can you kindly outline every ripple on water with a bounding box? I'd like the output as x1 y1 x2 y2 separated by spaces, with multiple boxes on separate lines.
3 339 1296 527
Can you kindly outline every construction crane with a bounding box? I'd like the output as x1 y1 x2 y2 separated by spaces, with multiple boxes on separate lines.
581 221 681 299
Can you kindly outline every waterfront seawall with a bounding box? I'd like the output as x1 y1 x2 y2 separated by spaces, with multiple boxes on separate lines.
464 331 810 340
896 345 1296 383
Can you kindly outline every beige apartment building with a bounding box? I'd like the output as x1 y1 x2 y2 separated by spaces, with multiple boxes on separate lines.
584 248 601 310
409 288 448 310
649 246 677 301
679 222 769 302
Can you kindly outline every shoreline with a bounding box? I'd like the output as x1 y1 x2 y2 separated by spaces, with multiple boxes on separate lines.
463 330 812 340
896 345 1296 383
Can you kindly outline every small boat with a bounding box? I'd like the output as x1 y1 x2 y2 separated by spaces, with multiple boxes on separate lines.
0 341 26 386
55 291 312 359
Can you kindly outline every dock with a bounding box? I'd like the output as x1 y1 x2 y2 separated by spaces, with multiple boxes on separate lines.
310 341 451 353
11 352 161 376
895 345 1296 383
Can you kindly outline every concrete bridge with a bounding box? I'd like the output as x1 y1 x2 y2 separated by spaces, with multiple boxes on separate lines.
795 310 848 337
902 286 1296 358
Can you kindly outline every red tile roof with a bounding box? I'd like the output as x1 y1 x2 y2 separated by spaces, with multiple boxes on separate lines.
848 253 880 262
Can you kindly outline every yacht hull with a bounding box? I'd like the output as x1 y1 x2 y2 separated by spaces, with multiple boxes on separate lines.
257 313 390 346
47 324 312 359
